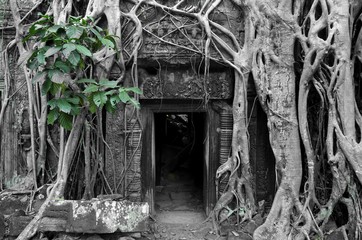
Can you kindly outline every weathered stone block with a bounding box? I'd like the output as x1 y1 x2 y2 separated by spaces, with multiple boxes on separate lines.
0 195 28 215
38 200 149 234
139 68 233 100
53 233 79 240
0 214 5 239
7 215 33 236
326 227 346 240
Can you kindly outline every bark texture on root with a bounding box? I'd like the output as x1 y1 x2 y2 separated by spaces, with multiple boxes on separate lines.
250 2 306 237
5 0 362 239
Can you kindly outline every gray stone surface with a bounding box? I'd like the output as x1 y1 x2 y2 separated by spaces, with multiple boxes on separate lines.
0 214 5 239
227 231 252 240
156 211 206 224
53 233 79 240
118 237 135 240
84 235 104 240
8 215 33 237
0 195 28 215
39 200 149 234
139 68 233 100
326 227 346 240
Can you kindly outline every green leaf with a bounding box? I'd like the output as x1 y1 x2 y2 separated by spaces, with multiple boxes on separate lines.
110 95 120 106
50 71 71 84
62 90 72 98
69 16 82 23
105 101 115 113
59 112 73 130
62 43 76 58
118 90 131 103
105 90 117 96
34 23 46 30
76 92 87 102
101 38 115 48
129 98 140 109
42 79 52 95
77 78 97 84
37 51 46 65
75 45 92 57
47 69 57 79
66 25 83 39
47 25 62 33
24 23 44 41
37 14 52 21
78 58 85 69
83 84 99 93
126 87 143 94
66 97 80 105
99 79 118 88
86 16 95 22
57 98 72 114
49 83 63 96
44 46 62 57
95 26 104 32
47 109 59 125
85 37 97 43
32 71 47 83
47 99 57 110
71 106 81 115
68 51 80 66
55 61 71 73
90 28 103 40
27 58 39 70
88 94 97 113
27 24 37 37
93 91 107 107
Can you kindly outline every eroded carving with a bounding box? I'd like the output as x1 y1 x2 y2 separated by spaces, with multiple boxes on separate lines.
139 68 233 99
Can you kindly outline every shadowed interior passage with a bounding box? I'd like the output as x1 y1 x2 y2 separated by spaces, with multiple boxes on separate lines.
154 113 205 213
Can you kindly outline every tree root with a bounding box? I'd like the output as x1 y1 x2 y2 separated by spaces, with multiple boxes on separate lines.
4 1 362 240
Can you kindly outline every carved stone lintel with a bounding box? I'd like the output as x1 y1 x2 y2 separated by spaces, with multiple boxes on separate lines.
139 68 233 100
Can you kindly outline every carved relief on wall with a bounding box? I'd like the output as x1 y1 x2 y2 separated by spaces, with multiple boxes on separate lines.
139 68 233 100
121 1 244 64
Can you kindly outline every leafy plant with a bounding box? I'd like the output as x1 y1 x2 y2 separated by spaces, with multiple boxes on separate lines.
24 14 141 130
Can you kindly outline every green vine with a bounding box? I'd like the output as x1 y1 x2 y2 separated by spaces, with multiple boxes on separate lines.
24 14 141 130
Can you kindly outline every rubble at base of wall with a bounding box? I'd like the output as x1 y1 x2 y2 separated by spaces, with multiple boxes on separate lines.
38 199 150 234
1 199 150 238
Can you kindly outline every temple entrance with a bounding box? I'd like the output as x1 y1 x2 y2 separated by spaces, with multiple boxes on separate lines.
140 101 219 216
154 113 205 214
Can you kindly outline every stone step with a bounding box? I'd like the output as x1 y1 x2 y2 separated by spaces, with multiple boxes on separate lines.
156 211 206 224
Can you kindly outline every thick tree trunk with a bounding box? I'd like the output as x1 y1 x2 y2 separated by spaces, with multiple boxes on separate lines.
333 0 355 138
7 0 362 239
253 20 304 240
233 70 255 217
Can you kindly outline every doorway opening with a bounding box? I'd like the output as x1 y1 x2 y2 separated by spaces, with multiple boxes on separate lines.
154 112 205 214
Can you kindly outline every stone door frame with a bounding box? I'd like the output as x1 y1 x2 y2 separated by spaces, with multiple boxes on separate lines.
140 100 220 215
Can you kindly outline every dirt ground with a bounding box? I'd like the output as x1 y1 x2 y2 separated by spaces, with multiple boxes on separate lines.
0 170 258 240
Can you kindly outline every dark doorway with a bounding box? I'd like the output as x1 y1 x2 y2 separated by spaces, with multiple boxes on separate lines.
154 112 205 212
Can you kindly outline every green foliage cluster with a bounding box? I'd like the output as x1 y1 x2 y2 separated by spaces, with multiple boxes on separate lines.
24 14 141 130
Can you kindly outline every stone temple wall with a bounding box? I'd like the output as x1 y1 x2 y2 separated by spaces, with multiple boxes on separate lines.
105 0 245 202
105 65 236 202
0 0 37 186
105 1 275 205
0 0 274 206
